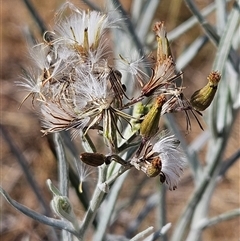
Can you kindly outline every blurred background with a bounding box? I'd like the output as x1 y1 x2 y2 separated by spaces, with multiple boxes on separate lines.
1 0 239 240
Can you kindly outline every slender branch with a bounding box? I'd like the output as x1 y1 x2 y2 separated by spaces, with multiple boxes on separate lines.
200 209 240 230
170 137 226 241
135 0 160 40
78 165 108 240
165 114 201 181
157 184 167 241
53 133 68 197
82 132 97 153
130 226 154 241
184 0 239 71
93 171 129 241
49 133 92 222
115 175 148 215
144 223 172 241
0 187 79 237
176 35 208 70
106 165 131 187
168 2 216 41
53 133 70 240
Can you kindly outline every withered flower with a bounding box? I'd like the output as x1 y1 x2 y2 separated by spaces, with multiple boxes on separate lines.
141 56 180 97
141 22 181 97
161 86 204 131
153 21 172 63
131 131 187 190
20 6 133 151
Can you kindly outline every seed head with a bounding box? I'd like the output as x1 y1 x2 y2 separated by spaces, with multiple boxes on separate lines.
131 131 187 190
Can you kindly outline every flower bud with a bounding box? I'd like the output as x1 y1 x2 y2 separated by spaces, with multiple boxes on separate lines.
140 94 166 139
47 179 78 230
80 152 107 167
190 71 221 111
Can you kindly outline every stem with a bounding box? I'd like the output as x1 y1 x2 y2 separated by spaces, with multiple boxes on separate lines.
93 171 129 241
0 187 79 237
158 184 168 241
200 209 240 230
170 137 226 241
184 0 238 71
130 226 154 241
53 133 70 240
125 193 159 238
168 2 216 41
53 133 68 197
82 132 97 153
78 165 108 240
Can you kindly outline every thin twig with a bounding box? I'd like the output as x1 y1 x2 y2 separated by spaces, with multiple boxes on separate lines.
0 187 79 237
144 223 172 241
93 171 129 241
168 2 216 41
176 35 208 70
130 226 154 241
53 133 68 197
78 165 109 240
200 208 240 230
53 133 70 240
184 0 239 71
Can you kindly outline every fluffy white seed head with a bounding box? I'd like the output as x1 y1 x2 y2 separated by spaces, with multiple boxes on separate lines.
152 133 187 190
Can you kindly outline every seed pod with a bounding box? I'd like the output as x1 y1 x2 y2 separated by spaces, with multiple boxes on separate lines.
190 71 221 111
146 157 162 177
80 152 106 167
140 94 166 139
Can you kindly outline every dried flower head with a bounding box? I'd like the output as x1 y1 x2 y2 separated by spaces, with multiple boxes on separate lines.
18 3 205 193
19 6 135 150
153 21 172 63
52 6 120 64
131 131 187 190
141 56 180 97
161 85 204 131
